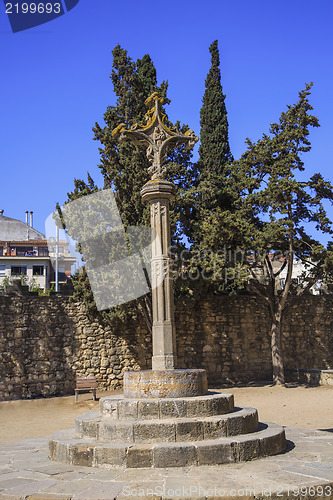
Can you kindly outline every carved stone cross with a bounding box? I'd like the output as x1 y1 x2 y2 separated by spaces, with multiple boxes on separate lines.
112 92 198 180
112 93 198 370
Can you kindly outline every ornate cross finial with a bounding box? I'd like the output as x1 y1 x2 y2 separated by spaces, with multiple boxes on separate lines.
112 92 199 180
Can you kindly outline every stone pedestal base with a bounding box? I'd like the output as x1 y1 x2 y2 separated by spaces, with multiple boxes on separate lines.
49 365 286 469
49 390 286 468
123 369 208 399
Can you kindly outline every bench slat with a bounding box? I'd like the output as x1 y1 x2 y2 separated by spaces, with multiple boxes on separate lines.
74 377 97 402
76 377 97 389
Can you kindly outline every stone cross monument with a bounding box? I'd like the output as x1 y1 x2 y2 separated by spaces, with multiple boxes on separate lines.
50 94 286 469
112 93 198 371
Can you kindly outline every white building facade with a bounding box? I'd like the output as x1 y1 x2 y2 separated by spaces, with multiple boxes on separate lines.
0 212 75 290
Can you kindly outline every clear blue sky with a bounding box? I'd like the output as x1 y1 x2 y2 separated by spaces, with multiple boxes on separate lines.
1 0 332 240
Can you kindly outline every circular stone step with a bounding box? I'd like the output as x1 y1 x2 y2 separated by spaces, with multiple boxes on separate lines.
75 407 258 443
123 369 208 398
99 392 234 420
49 422 286 468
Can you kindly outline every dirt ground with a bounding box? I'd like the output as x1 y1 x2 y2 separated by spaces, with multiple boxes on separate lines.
0 384 332 444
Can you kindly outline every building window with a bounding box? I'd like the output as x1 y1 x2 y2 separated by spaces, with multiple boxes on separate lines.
11 266 27 276
0 265 5 277
33 265 44 276
38 247 49 256
16 246 33 256
0 247 3 256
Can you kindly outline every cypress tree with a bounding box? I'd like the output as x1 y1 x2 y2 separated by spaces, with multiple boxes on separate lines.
197 40 233 212
185 40 238 293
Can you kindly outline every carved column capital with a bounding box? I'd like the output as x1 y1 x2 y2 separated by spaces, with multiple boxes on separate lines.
140 179 176 204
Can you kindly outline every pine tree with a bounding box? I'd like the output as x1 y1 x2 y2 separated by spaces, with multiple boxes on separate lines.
233 83 333 385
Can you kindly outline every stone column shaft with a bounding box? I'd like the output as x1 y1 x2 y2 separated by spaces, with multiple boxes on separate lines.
113 92 198 373
141 180 176 370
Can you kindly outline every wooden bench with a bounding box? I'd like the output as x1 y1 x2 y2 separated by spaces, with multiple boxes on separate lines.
75 376 97 402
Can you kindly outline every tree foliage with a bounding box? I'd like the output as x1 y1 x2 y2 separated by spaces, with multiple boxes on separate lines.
62 45 195 325
57 43 333 386
63 42 240 319
187 40 241 293
197 40 233 213
230 83 333 384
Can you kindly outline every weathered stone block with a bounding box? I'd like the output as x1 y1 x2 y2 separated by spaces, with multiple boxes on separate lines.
99 421 134 443
118 400 138 420
186 398 210 417
238 436 260 461
48 439 56 460
124 369 207 399
226 408 258 436
95 444 127 466
226 414 246 436
259 427 286 457
159 399 187 418
75 413 100 439
99 397 119 419
203 417 227 439
133 421 175 443
154 443 197 467
70 444 94 467
243 410 258 434
137 400 159 420
176 420 204 441
126 445 153 468
211 393 234 414
81 419 99 439
196 441 237 465
50 440 71 464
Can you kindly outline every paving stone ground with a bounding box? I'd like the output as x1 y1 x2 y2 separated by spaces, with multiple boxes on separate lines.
0 427 332 499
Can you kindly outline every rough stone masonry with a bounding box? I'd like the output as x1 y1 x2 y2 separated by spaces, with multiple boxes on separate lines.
0 293 332 400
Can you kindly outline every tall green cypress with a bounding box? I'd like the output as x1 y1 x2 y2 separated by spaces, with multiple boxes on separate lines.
197 40 233 212
185 41 240 294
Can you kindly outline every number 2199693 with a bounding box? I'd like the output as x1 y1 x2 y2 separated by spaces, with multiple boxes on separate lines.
5 3 61 14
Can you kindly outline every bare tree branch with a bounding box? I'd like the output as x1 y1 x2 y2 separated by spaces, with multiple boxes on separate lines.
274 257 288 278
138 295 152 334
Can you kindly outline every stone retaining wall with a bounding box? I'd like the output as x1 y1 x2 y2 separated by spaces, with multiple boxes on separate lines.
0 295 149 400
0 294 332 400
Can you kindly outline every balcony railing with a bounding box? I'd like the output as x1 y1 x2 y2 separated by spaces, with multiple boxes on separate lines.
0 248 49 257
